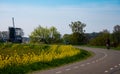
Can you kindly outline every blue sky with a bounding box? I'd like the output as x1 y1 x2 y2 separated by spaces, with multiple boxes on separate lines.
0 0 120 37
1 0 120 6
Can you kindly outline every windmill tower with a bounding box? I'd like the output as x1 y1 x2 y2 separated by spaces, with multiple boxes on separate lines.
12 17 15 28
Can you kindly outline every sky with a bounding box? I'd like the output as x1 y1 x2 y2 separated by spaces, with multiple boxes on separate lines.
0 0 120 37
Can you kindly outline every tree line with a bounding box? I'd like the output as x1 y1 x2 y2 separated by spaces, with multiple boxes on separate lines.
0 21 120 48
29 21 120 48
89 25 120 47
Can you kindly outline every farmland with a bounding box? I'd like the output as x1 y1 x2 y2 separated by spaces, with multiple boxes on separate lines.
0 43 91 74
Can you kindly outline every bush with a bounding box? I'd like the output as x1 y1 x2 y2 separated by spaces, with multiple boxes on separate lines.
89 33 110 46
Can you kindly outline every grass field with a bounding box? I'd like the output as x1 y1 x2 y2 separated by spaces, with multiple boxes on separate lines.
114 46 120 50
0 43 91 74
84 44 120 50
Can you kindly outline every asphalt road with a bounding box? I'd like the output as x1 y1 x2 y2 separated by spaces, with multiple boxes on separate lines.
30 47 120 74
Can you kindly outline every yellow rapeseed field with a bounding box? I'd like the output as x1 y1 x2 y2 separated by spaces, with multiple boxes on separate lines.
0 45 80 69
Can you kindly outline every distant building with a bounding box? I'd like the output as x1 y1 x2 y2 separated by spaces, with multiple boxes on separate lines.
22 37 30 43
0 31 9 42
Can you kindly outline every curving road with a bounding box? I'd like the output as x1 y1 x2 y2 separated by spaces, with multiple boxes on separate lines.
31 47 120 74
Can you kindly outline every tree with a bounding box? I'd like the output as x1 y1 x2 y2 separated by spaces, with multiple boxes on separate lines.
50 26 57 39
113 25 120 33
63 34 71 44
69 21 86 34
69 21 86 45
112 25 120 46
49 26 61 43
89 29 110 46
30 25 61 44
30 25 50 43
71 32 84 44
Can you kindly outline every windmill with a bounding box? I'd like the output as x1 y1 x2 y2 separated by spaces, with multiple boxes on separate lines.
9 17 23 43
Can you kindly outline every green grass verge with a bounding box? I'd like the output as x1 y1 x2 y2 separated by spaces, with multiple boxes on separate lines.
113 47 120 50
82 45 120 50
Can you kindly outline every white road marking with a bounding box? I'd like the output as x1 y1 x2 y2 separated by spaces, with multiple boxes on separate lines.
92 61 95 63
110 68 113 70
56 71 62 74
105 70 108 73
104 54 107 57
56 52 109 74
119 64 120 66
74 66 79 69
87 63 90 65
80 64 85 66
96 60 98 62
114 65 118 68
65 68 71 71
102 53 107 59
